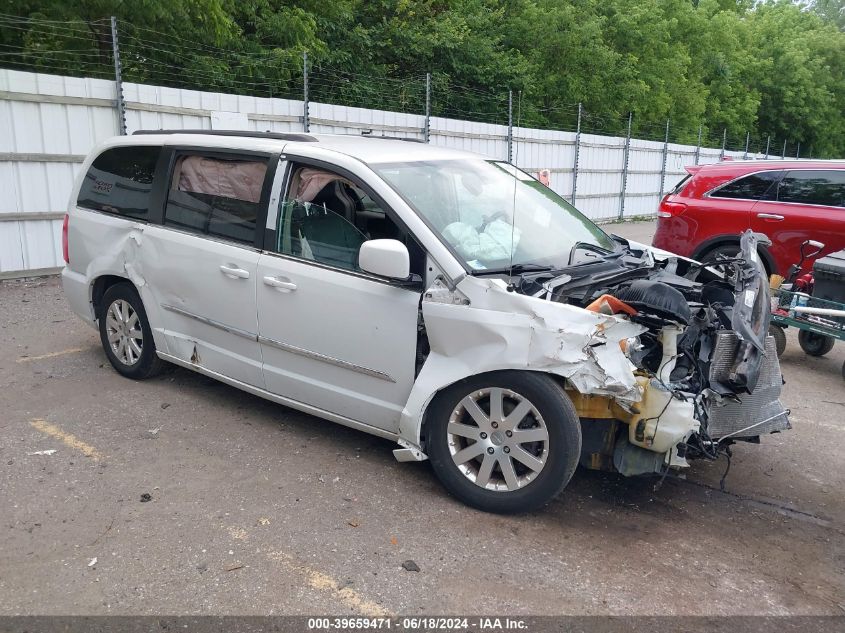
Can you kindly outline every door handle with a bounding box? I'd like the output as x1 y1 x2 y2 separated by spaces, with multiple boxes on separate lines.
756 213 784 221
263 275 297 292
219 264 250 279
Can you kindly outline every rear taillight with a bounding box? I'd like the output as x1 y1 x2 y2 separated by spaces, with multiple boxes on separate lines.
657 198 687 219
62 213 69 264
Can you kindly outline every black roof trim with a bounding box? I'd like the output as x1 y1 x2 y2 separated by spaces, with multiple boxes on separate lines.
359 133 425 143
132 129 318 142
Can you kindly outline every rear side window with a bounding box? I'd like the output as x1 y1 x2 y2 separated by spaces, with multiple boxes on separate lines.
76 146 161 220
710 171 781 201
776 170 845 208
164 153 268 245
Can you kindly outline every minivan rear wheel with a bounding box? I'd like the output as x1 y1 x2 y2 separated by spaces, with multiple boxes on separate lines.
426 371 581 514
99 283 166 379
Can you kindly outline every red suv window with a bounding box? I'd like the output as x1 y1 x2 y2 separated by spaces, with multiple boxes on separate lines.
776 170 845 208
710 171 782 201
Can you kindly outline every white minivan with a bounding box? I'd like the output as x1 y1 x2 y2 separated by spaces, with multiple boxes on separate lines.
62 131 790 513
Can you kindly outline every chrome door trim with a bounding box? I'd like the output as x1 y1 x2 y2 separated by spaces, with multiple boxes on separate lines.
257 335 396 383
156 351 399 440
751 199 845 211
161 303 257 340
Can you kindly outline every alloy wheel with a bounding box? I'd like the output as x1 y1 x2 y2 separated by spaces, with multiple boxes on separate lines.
447 387 550 492
105 299 143 366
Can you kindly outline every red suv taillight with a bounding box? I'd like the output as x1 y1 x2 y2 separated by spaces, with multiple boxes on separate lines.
657 198 687 218
62 213 69 264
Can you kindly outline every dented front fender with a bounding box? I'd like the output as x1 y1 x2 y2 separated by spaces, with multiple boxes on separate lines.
397 276 646 451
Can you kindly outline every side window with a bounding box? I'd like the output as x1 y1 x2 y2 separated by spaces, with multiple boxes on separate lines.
710 171 781 200
273 165 422 274
164 153 268 245
776 170 845 208
76 146 160 220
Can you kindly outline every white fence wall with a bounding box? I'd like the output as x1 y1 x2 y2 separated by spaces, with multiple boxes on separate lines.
0 68 765 277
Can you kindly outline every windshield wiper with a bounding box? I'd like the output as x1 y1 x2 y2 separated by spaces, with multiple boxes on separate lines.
569 241 615 264
469 263 555 276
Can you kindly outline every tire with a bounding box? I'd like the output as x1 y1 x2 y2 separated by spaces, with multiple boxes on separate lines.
702 243 741 264
769 325 787 358
700 243 771 277
797 330 835 357
426 371 581 514
98 282 166 379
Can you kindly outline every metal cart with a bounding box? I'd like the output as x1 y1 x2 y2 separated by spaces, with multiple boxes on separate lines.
769 288 845 380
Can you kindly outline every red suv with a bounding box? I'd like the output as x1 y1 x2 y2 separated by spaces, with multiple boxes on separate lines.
653 160 845 276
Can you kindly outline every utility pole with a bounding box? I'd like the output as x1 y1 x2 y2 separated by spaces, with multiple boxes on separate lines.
782 139 787 159
765 135 770 159
110 16 126 135
658 117 670 197
796 142 800 159
302 51 310 133
743 132 750 160
619 111 632 220
424 72 431 143
507 90 513 164
694 125 702 165
720 128 727 161
571 102 582 204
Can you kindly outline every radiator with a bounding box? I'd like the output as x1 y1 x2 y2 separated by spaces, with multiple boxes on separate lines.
706 333 791 439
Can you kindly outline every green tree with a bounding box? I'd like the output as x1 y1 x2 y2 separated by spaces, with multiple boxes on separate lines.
749 1 845 156
1 0 844 154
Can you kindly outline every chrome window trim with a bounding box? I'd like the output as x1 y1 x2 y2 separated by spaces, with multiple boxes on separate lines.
705 167 845 207
160 303 257 340
259 248 421 290
73 205 151 224
153 223 263 252
257 335 396 383
754 199 845 211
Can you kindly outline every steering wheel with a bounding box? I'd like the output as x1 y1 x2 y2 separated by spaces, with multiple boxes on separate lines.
478 210 509 232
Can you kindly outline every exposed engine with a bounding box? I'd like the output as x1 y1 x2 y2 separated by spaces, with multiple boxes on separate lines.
509 229 791 477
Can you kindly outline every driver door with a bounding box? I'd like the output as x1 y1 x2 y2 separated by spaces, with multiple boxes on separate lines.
256 160 420 433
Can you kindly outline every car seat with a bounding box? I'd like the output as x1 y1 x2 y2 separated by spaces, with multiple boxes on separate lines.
299 207 366 271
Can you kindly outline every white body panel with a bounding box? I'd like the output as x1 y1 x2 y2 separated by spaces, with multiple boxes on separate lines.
257 253 419 431
137 226 263 387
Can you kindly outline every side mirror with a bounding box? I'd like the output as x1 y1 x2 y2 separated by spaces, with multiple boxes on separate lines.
359 239 410 280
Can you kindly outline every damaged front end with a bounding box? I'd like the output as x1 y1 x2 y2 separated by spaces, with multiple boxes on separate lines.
416 229 790 479
523 229 789 476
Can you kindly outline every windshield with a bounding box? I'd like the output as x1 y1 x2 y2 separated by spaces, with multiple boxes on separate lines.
373 159 615 271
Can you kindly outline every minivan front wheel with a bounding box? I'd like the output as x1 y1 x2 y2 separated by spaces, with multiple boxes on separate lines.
427 372 581 514
99 283 165 379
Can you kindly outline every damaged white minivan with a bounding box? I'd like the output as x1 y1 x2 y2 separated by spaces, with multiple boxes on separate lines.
62 131 790 513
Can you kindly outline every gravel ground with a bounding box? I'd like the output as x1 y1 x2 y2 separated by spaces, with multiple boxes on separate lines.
1 223 843 616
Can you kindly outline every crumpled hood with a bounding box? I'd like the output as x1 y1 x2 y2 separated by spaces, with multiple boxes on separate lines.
420 276 647 404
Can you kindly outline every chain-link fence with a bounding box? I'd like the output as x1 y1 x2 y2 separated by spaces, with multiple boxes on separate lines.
0 14 813 278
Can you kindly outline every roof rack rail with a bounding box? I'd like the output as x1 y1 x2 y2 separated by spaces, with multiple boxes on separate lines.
132 129 318 142
359 131 425 143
